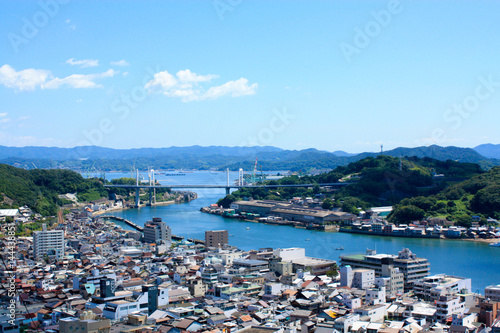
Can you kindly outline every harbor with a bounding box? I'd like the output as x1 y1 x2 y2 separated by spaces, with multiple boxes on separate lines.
99 170 500 292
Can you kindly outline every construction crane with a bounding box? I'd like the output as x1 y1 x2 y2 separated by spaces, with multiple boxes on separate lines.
252 158 258 184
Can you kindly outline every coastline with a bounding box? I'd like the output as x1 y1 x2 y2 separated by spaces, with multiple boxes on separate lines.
201 208 499 244
92 200 175 217
462 238 499 244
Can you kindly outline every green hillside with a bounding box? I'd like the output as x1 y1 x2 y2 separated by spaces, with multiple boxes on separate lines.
217 155 485 214
0 164 108 216
389 166 500 225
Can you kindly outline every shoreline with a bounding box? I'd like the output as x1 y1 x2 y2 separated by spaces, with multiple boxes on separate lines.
92 200 176 217
462 238 499 244
201 208 499 244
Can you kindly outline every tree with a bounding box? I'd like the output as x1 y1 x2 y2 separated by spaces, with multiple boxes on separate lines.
389 205 425 224
471 185 500 217
455 215 471 228
326 264 339 278
217 194 238 208
322 198 334 210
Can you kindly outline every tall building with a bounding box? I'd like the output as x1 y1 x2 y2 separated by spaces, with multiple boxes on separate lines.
340 266 375 289
143 217 171 245
205 230 228 248
340 248 430 290
376 263 404 297
33 224 65 260
413 274 472 302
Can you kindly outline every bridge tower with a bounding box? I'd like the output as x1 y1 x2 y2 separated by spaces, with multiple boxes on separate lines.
238 168 244 186
152 169 156 205
148 168 156 206
135 169 140 208
225 168 230 195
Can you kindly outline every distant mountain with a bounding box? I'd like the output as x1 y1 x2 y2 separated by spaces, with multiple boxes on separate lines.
352 145 500 169
332 150 355 157
0 145 283 160
1 144 499 172
474 143 500 159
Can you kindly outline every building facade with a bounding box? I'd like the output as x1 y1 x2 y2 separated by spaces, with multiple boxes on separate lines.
340 248 430 291
205 230 229 248
143 217 171 245
33 224 65 260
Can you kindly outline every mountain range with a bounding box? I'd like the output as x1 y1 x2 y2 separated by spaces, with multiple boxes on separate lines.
0 144 498 172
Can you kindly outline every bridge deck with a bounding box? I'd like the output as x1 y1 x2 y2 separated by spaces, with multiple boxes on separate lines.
104 183 348 189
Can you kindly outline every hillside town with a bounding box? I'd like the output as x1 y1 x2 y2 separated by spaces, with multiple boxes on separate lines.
1 208 500 333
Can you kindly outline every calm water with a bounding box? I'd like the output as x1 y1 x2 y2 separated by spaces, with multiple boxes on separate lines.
95 170 500 293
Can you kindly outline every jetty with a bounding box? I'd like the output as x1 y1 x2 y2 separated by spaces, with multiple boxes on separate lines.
101 215 144 232
100 215 187 240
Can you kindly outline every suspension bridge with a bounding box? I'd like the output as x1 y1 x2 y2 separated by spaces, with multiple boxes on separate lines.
103 168 349 207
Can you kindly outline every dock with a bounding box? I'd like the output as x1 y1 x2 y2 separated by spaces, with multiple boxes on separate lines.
99 215 144 232
99 215 187 241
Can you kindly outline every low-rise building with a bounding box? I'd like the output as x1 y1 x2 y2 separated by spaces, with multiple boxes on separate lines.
485 284 500 302
340 248 430 290
59 311 111 333
435 295 467 323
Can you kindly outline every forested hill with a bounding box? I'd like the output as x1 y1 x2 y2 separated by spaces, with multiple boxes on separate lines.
389 166 500 225
218 155 485 212
0 164 107 216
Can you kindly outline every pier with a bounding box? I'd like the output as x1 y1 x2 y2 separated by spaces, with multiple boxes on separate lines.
100 215 187 241
100 215 144 231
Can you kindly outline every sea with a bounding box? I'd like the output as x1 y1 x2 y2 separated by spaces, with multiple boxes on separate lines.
90 170 500 293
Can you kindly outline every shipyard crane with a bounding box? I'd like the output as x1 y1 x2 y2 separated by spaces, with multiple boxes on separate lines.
252 158 258 184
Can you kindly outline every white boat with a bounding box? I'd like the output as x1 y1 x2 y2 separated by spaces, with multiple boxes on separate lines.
489 242 500 247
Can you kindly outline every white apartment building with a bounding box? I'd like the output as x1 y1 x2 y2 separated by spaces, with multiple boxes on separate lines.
485 285 500 302
352 269 375 289
435 295 467 323
413 274 471 302
33 224 65 260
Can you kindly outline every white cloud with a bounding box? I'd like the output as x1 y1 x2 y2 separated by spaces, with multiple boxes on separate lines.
110 60 130 67
66 58 99 68
0 65 50 91
0 132 58 147
0 112 10 124
204 78 257 99
145 69 257 102
0 65 118 91
65 19 76 30
43 69 118 89
176 69 217 83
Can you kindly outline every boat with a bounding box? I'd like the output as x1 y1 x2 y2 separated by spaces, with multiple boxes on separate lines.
489 242 500 247
246 227 250 230
305 239 310 241
335 247 344 250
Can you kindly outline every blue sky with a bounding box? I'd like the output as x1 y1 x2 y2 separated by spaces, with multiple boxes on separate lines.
1 0 500 153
